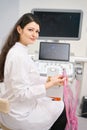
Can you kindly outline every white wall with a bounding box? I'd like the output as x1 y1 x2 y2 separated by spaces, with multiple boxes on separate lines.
0 0 19 51
18 0 87 57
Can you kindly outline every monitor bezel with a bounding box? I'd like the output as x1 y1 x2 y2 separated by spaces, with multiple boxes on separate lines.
39 42 70 62
31 8 83 41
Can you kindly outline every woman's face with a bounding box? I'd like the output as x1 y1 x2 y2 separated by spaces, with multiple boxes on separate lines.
17 21 40 46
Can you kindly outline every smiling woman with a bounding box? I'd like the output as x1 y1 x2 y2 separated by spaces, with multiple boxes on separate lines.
0 13 67 130
17 21 40 45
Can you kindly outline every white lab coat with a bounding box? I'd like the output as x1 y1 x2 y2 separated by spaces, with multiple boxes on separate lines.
0 42 64 130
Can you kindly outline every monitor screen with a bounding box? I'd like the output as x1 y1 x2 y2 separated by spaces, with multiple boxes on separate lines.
39 42 70 62
31 8 83 41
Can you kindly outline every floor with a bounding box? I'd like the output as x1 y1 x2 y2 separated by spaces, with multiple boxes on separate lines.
78 116 87 130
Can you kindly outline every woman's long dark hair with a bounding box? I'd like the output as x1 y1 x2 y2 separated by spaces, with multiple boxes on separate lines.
0 13 40 82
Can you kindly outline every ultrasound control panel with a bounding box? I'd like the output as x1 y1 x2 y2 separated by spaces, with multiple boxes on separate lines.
36 61 74 81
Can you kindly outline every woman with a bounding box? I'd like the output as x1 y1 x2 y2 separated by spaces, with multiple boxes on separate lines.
0 13 67 130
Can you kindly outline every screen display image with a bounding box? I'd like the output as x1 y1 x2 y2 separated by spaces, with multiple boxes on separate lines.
32 8 83 41
39 42 70 62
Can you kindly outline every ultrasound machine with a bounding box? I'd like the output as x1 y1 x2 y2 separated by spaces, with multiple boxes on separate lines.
32 8 83 81
35 42 74 82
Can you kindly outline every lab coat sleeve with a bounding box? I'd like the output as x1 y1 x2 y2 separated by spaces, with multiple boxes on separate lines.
4 54 46 101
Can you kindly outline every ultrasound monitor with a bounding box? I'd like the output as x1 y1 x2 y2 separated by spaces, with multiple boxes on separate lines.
39 42 70 62
31 8 83 41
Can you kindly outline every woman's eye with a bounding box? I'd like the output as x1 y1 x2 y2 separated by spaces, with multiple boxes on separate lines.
28 29 40 34
36 30 40 34
28 29 33 31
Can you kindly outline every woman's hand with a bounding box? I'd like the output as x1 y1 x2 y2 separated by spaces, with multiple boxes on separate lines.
45 75 67 89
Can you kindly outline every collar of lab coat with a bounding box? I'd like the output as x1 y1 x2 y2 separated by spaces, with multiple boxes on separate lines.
16 42 29 53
